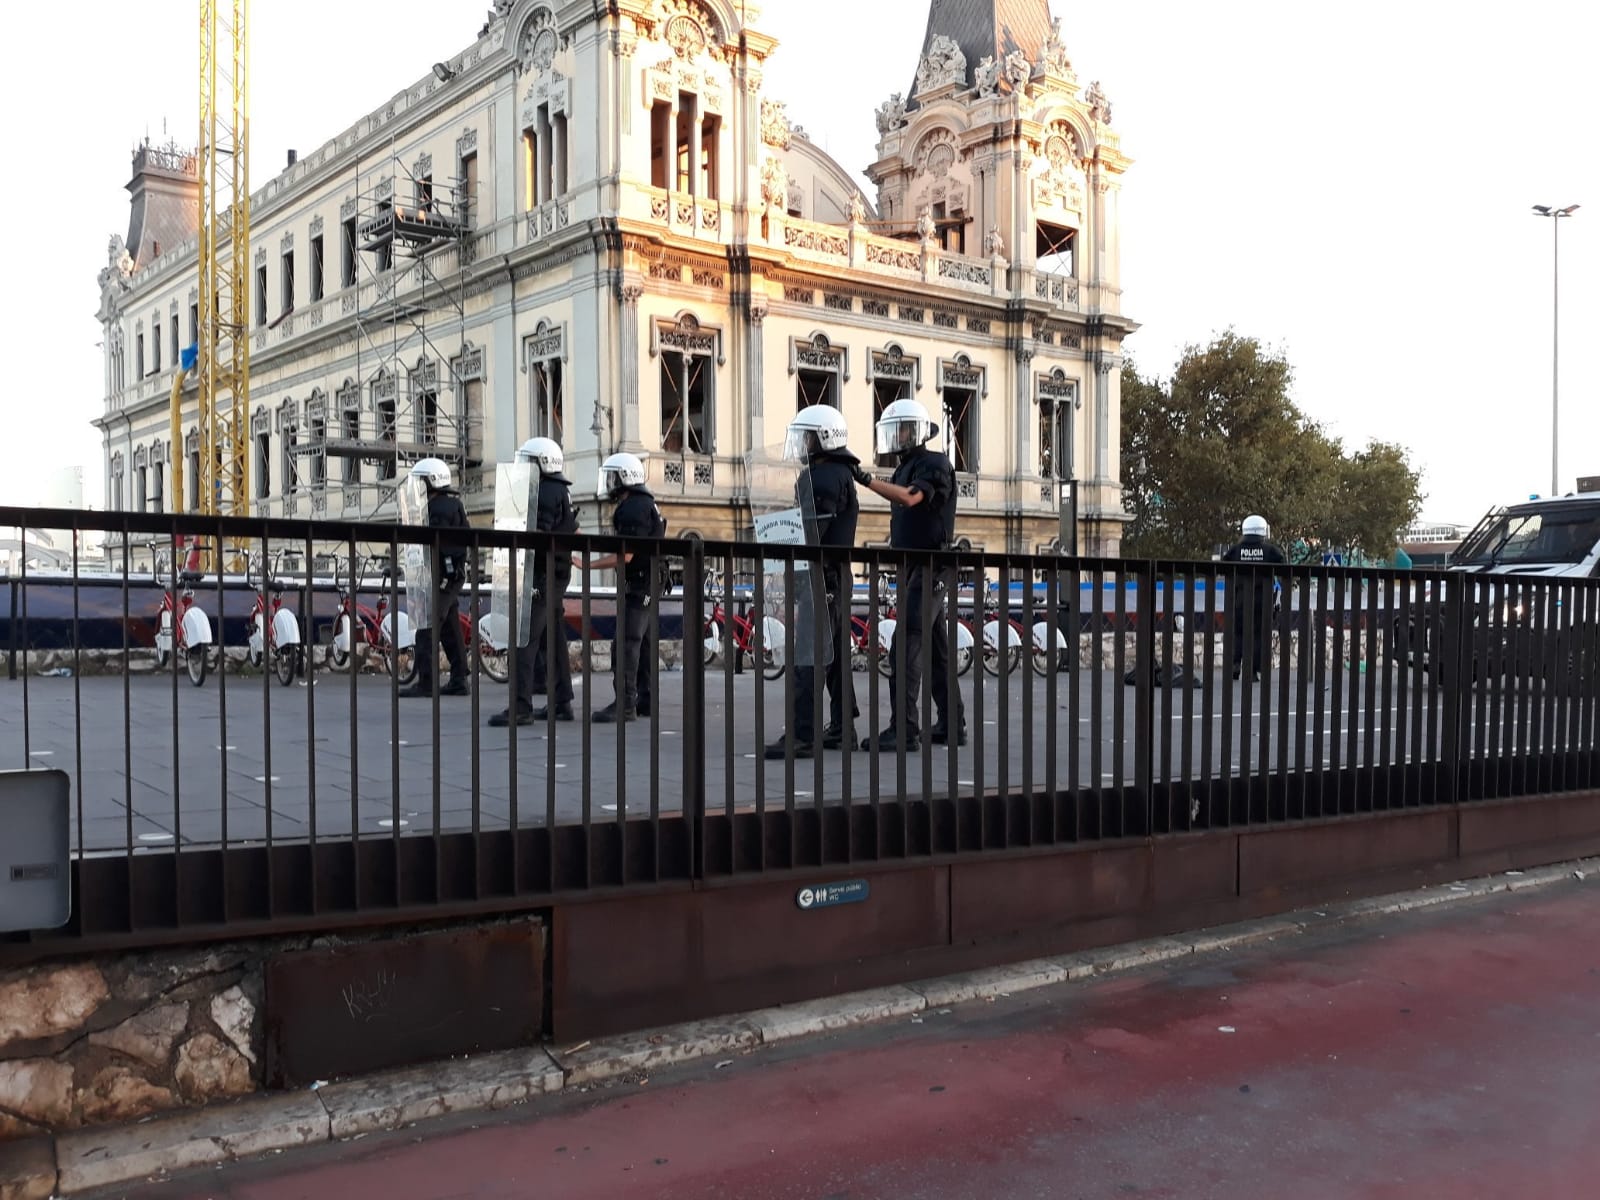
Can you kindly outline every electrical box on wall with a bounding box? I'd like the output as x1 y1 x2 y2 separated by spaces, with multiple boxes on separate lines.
0 769 71 932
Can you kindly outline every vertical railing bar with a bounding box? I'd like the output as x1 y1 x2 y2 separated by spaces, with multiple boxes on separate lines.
1180 568 1196 829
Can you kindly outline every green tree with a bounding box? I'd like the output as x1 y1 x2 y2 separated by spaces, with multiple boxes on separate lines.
1121 333 1421 562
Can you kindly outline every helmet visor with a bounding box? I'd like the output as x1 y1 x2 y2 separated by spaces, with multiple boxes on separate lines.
598 468 619 499
783 426 816 462
875 417 924 458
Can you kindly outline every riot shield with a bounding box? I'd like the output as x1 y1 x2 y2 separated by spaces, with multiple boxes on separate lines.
746 449 833 669
488 462 541 648
396 473 433 631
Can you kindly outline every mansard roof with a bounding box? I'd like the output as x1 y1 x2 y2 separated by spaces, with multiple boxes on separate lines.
908 0 1055 107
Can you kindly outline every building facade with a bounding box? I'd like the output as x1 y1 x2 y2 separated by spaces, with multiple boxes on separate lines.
93 0 1134 554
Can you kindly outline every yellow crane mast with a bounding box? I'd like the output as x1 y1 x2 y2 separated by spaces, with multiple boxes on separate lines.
172 0 250 563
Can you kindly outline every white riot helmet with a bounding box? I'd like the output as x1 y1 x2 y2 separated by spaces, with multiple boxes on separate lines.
410 457 452 491
516 436 565 477
598 451 646 498
784 405 850 462
874 397 938 459
1242 514 1270 539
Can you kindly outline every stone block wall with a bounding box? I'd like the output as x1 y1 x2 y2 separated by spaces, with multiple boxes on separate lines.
0 952 262 1140
0 914 545 1141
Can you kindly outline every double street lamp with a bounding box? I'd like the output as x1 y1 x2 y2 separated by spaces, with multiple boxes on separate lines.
1532 203 1580 497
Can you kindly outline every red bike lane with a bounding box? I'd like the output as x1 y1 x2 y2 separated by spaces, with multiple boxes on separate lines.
140 879 1600 1200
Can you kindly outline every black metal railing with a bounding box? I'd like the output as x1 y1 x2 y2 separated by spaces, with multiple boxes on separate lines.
1 506 1596 955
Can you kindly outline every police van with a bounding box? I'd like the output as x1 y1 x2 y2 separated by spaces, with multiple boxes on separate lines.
1448 493 1600 579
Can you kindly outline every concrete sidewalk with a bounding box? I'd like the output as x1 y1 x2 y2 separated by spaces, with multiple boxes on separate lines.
5 854 1595 1198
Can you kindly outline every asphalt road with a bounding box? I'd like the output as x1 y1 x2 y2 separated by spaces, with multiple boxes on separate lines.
128 875 1600 1200
0 644 1571 852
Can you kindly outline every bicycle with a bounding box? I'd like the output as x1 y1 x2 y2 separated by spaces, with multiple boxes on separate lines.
326 557 417 685
869 572 976 679
150 540 217 687
244 552 304 687
702 575 788 680
327 558 510 686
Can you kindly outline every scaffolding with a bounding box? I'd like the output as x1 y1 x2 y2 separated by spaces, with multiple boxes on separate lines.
288 152 482 515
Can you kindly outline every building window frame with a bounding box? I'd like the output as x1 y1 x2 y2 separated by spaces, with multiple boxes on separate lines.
522 321 567 444
1035 368 1081 481
450 343 486 467
251 405 272 500
651 312 724 457
789 331 849 411
337 379 362 485
935 354 987 476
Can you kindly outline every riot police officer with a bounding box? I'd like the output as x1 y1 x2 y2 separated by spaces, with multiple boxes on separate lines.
1221 514 1287 680
851 398 966 750
765 405 861 759
573 452 666 723
400 456 471 697
490 437 577 726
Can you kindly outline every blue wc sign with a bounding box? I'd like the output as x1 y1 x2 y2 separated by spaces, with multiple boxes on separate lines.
795 878 870 911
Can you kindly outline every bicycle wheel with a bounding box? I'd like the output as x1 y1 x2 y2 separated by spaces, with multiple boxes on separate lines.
762 642 787 680
326 613 355 672
384 644 418 686
274 644 298 687
477 614 510 684
956 642 974 676
703 620 722 666
982 637 1022 676
185 646 208 687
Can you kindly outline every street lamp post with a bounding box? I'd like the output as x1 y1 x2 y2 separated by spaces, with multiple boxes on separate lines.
1532 204 1580 497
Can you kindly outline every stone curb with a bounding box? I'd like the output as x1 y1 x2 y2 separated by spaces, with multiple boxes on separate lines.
28 854 1600 1197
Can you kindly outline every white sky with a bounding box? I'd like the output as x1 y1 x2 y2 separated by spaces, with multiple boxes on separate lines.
1 0 1593 526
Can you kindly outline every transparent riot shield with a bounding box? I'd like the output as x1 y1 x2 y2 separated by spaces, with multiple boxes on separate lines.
488 462 541 648
746 449 833 670
396 473 433 631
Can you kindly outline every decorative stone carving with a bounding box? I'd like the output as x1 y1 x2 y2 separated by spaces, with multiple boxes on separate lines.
876 93 909 135
517 7 558 76
1086 79 1113 123
760 156 788 210
665 10 708 60
309 214 324 238
760 99 792 150
915 35 967 95
974 56 1000 98
1002 50 1032 94
1041 17 1073 77
848 192 866 226
984 227 1005 258
916 208 937 243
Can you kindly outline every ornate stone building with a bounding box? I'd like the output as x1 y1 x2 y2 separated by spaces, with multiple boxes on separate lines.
94 0 1133 554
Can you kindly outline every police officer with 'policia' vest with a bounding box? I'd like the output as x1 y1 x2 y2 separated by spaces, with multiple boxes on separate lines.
1221 514 1287 681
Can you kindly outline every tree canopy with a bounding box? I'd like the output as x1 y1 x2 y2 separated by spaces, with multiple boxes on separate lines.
1121 332 1422 563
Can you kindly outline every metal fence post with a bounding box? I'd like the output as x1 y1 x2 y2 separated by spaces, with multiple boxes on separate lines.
1440 573 1467 812
1135 560 1157 835
683 538 707 880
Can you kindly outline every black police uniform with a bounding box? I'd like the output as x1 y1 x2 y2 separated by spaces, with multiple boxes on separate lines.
600 486 667 720
511 473 578 716
786 449 860 750
1221 532 1288 677
409 487 471 692
884 445 964 743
